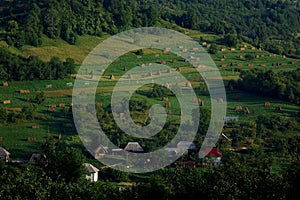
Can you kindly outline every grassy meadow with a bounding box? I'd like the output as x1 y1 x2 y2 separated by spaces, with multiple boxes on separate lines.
0 30 300 160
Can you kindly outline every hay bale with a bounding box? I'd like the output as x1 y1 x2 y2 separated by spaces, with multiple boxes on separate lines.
235 106 242 111
27 137 36 142
3 100 11 105
200 101 204 107
218 98 224 103
275 106 282 111
182 48 188 52
2 82 8 87
166 102 171 108
59 103 65 108
256 55 260 58
172 58 177 63
264 102 271 107
178 46 184 49
221 48 227 52
248 64 254 67
48 106 55 112
110 74 115 80
193 98 201 103
237 63 243 67
239 55 243 59
141 63 145 67
291 61 297 65
32 125 39 129
244 107 250 114
192 47 199 51
202 42 207 46
230 48 235 51
220 58 225 61
164 48 170 53
240 47 245 51
162 97 169 102
186 81 192 88
161 60 166 65
20 90 30 94
259 64 266 67
221 64 227 67
251 47 256 50
206 44 211 48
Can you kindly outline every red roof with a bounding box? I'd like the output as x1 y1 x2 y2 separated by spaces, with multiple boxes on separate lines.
205 147 222 157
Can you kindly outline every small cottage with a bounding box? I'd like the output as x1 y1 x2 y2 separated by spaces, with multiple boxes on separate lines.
83 163 100 182
202 147 222 168
0 147 10 162
94 145 109 159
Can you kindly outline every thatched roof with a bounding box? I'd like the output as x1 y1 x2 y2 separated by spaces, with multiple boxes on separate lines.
83 163 99 173
0 147 10 156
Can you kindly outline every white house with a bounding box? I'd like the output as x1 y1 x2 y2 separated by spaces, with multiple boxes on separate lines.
0 147 10 163
83 163 100 182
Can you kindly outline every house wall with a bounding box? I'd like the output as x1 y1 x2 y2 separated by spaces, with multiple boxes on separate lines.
91 172 98 182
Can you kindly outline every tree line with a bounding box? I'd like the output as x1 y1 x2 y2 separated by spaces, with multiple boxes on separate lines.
0 48 75 81
229 68 300 104
1 0 300 57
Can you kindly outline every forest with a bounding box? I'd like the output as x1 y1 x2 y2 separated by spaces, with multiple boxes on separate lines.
0 48 75 80
1 0 300 57
231 68 300 104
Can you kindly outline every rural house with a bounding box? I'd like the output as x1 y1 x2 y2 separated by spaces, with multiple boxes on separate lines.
0 147 10 162
202 147 222 168
83 163 100 182
94 145 109 159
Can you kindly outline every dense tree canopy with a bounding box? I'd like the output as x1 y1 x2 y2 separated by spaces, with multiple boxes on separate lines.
0 0 300 56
